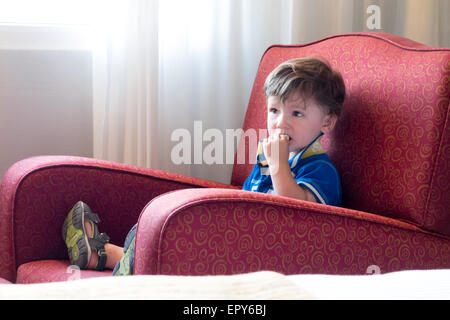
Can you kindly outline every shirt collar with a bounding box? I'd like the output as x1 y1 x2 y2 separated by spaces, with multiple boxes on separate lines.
256 133 325 174
289 133 325 168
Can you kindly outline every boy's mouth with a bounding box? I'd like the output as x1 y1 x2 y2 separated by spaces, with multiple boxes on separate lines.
279 134 292 141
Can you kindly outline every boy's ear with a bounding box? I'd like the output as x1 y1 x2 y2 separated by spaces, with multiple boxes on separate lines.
321 114 338 134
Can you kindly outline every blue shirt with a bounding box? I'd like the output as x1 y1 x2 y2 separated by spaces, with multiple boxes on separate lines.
242 134 342 206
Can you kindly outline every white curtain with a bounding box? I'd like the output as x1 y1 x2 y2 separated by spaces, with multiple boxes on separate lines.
92 0 449 184
92 0 159 169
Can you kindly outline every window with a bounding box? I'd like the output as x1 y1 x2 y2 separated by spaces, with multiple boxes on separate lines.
0 0 104 26
0 0 114 50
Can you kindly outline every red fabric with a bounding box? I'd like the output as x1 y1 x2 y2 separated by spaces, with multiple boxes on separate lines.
16 260 112 284
0 156 237 282
231 32 450 236
1 32 449 282
426 109 450 234
0 277 11 284
135 188 450 275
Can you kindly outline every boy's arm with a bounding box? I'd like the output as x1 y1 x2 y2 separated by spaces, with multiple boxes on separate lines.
263 134 317 203
270 163 317 202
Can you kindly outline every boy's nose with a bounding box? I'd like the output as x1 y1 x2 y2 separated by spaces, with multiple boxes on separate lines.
276 114 289 129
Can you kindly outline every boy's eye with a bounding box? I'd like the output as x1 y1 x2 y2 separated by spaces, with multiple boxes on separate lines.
293 111 303 117
269 108 278 114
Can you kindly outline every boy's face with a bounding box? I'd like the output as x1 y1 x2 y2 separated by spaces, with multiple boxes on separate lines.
267 91 337 154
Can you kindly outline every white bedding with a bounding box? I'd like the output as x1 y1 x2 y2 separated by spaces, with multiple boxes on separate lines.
1 269 449 300
287 269 450 299
0 271 311 300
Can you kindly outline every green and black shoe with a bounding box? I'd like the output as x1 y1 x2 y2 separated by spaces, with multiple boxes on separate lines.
62 201 110 270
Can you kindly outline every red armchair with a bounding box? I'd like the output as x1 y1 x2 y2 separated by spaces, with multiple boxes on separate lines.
1 32 449 284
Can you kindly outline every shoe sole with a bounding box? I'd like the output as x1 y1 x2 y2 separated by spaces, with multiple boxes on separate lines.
62 201 92 269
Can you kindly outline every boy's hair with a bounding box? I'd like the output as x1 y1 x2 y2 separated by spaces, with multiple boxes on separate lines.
264 57 345 116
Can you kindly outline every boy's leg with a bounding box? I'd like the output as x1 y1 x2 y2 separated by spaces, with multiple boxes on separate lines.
63 201 123 270
112 224 137 276
83 221 124 270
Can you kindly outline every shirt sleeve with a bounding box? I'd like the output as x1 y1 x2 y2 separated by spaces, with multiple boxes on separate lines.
294 160 342 207
242 163 259 191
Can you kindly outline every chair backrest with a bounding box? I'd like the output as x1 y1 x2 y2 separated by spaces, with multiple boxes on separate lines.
231 32 450 236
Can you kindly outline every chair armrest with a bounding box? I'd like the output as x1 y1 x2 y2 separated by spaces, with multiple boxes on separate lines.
0 156 237 282
134 188 450 276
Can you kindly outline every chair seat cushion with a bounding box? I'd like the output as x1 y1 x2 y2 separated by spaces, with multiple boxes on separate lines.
16 260 112 284
0 277 12 284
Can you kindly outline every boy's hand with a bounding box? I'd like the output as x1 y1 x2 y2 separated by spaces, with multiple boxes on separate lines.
262 133 317 203
262 133 290 175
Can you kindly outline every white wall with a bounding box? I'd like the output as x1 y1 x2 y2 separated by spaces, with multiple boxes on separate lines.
0 26 93 181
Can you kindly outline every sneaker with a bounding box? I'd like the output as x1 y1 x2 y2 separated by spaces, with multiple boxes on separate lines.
62 201 110 270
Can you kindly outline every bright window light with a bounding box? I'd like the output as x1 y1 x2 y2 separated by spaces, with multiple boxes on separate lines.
0 0 108 26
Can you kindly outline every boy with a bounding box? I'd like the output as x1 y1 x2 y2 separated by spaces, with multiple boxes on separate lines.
243 57 344 206
62 57 346 274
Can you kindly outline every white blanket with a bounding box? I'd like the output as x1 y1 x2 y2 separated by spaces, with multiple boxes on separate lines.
287 269 450 299
0 271 311 300
1 269 450 300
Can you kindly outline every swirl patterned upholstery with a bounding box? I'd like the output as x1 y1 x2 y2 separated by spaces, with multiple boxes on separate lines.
0 156 237 283
0 32 449 283
232 33 450 235
135 189 450 276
